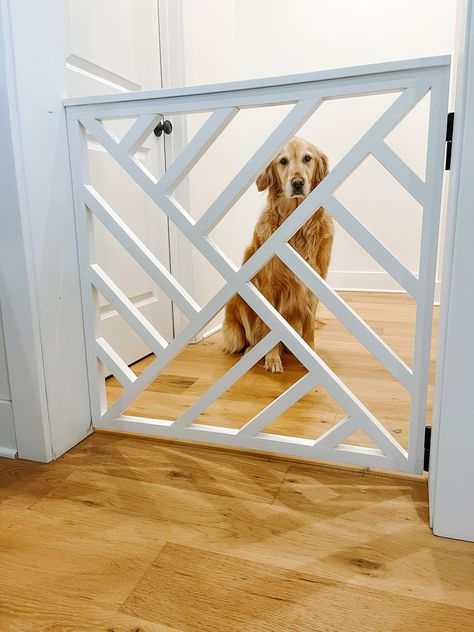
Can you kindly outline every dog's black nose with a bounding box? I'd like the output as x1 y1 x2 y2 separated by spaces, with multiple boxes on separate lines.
291 177 304 190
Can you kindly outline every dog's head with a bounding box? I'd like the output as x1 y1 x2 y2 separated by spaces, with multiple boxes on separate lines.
256 137 329 199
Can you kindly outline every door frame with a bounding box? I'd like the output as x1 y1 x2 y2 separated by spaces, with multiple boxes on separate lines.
428 0 474 542
0 0 91 461
157 0 209 341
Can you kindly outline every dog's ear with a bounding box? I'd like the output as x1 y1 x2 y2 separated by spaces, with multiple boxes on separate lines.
312 151 329 188
256 163 274 191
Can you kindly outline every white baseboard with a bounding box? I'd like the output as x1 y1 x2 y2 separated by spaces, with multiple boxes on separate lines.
0 446 17 459
329 270 442 304
0 400 17 458
191 324 223 344
328 270 406 292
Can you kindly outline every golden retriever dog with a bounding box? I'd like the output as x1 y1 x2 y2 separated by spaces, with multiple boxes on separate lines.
222 137 334 373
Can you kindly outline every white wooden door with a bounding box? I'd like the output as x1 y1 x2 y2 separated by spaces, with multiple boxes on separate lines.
67 0 173 366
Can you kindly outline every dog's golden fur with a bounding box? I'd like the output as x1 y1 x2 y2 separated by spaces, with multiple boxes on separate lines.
222 137 334 373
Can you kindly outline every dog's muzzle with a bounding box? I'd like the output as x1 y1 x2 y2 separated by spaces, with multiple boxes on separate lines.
290 177 306 197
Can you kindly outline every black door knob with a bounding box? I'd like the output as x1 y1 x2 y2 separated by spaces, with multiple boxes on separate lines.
154 119 173 137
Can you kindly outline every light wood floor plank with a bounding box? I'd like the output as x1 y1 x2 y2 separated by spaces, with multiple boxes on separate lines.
121 542 473 632
21 435 474 614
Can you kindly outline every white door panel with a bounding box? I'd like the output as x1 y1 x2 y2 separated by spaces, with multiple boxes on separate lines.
68 0 173 366
68 0 161 89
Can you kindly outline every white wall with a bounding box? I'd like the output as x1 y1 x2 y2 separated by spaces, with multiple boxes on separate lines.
172 0 456 332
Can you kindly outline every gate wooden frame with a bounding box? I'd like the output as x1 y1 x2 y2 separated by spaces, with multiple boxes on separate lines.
65 56 450 474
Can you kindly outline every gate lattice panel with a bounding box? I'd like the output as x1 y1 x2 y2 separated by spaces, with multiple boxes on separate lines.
65 56 450 473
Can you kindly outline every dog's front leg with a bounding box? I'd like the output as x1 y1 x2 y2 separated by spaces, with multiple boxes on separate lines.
264 343 283 373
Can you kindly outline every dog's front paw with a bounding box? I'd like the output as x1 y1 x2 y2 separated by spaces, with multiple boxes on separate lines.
265 354 283 373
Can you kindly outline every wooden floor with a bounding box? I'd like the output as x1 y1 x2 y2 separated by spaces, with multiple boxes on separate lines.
107 292 438 449
0 432 473 631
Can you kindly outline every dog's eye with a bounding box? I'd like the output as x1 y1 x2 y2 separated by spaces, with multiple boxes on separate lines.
303 154 312 162
279 157 288 165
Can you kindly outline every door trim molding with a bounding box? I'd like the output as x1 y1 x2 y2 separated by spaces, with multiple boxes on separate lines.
0 0 92 461
429 0 474 542
157 0 200 339
0 0 52 461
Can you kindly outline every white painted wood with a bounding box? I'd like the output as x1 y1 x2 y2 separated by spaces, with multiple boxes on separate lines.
313 416 356 449
96 337 136 387
238 373 319 437
83 184 200 319
327 270 432 294
371 140 426 205
0 400 17 458
0 0 73 462
157 107 239 193
277 244 413 389
64 73 427 121
67 119 107 422
322 196 419 298
0 308 11 402
90 264 168 353
408 67 450 472
119 113 162 155
66 56 449 473
173 331 280 429
0 448 18 460
196 98 323 234
429 0 474 541
97 414 410 473
68 0 163 94
238 283 408 464
68 0 174 366
156 0 197 339
64 56 451 107
0 308 16 456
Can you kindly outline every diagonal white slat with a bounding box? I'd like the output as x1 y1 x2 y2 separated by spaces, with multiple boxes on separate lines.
237 373 319 437
89 263 167 355
195 97 323 235
312 416 356 449
321 194 419 298
95 336 136 387
119 113 161 155
83 184 200 320
156 107 239 193
173 331 280 430
82 117 202 243
238 282 408 463
99 274 244 423
371 139 426 205
277 243 413 391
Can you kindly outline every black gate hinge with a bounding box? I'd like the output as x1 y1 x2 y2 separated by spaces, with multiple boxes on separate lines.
423 425 432 471
445 112 454 170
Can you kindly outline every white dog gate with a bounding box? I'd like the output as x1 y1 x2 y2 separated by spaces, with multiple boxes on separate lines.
65 56 450 474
